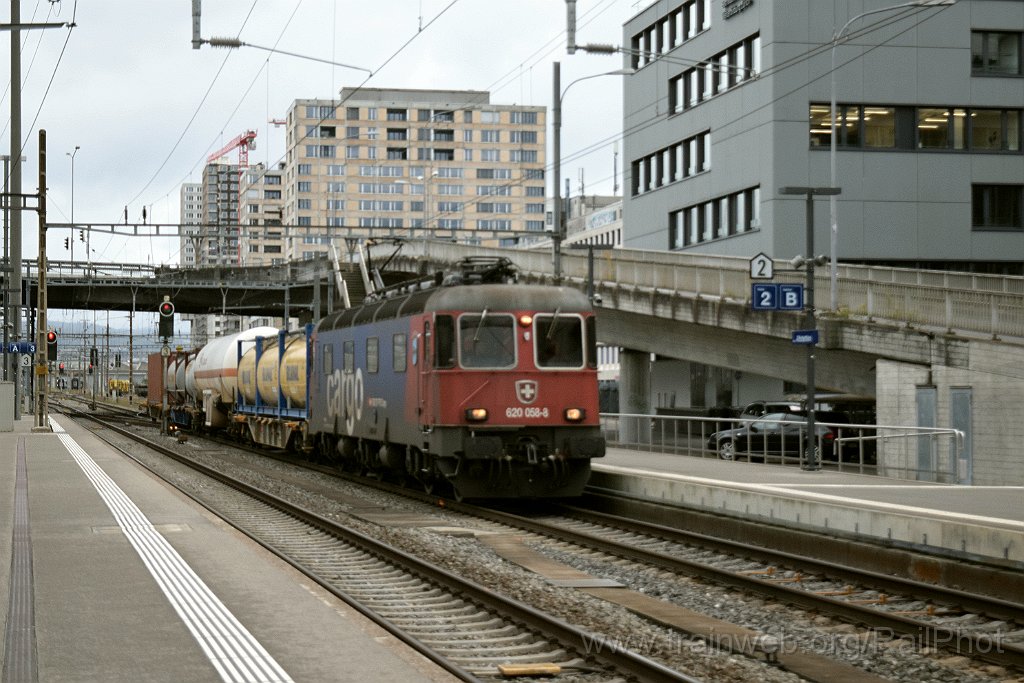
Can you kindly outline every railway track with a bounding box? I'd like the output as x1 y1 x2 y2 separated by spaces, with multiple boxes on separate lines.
450 503 1024 670
55 398 1023 681
55 403 700 683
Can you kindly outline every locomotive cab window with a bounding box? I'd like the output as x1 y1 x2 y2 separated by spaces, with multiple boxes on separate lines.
322 344 333 374
459 313 515 368
535 314 584 368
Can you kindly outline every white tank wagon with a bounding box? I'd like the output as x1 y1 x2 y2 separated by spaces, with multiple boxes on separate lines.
187 326 278 428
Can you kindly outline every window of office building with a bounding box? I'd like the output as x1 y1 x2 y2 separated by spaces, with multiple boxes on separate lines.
972 184 1022 230
631 0 711 69
480 111 499 124
811 103 1022 152
971 31 1021 75
387 108 407 121
669 186 759 249
631 130 710 196
346 107 359 119
670 34 759 113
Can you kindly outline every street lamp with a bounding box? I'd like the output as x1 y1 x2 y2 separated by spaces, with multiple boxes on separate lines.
67 145 79 266
552 62 634 282
828 0 956 310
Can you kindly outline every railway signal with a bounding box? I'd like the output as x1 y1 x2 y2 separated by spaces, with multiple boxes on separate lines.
158 297 175 338
46 330 58 362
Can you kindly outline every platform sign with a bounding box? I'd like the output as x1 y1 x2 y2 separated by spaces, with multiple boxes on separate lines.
792 329 819 345
778 284 804 311
751 283 778 310
5 341 35 354
749 252 774 280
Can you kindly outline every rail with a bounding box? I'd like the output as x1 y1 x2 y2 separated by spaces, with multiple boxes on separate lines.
600 412 965 484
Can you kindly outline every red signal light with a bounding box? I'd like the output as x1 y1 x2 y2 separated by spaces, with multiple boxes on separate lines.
46 330 57 343
159 301 175 317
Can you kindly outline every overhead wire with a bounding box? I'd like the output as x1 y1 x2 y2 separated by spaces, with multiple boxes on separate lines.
110 1 955 257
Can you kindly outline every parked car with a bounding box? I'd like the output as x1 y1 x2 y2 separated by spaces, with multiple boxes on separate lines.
708 412 836 461
738 401 803 421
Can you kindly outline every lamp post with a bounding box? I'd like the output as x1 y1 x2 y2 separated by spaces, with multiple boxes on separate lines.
552 62 634 282
67 145 79 266
780 186 841 471
828 0 956 310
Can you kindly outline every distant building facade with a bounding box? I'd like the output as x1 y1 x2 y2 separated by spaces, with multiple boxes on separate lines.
622 0 1024 274
281 88 546 260
240 162 286 267
178 182 202 268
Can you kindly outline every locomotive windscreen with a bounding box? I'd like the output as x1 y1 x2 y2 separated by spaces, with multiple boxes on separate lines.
535 314 584 368
458 313 516 368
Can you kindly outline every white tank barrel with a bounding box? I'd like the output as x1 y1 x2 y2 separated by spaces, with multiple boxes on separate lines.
191 327 279 405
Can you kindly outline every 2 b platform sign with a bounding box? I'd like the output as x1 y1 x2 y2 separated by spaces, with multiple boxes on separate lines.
751 283 804 311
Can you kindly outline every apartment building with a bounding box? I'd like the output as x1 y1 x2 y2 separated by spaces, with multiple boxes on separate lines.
622 0 1024 274
282 88 546 260
240 162 286 267
200 161 242 266
178 182 202 268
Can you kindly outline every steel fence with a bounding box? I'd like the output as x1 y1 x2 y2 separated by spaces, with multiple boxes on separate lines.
600 413 964 483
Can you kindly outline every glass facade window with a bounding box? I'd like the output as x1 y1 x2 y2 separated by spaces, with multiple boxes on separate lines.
971 31 1022 75
669 186 759 249
972 184 1022 230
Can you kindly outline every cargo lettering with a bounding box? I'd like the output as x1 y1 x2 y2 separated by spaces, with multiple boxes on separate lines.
327 368 363 435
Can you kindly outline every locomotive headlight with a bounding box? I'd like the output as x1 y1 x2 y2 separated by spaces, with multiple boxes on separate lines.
564 408 585 422
518 314 533 327
465 407 489 422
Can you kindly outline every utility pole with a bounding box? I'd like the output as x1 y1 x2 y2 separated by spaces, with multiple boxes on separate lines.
4 3 67 420
9 0 23 419
33 129 49 431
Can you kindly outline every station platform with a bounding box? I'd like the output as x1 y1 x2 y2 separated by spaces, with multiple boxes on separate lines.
596 448 1024 568
0 416 458 683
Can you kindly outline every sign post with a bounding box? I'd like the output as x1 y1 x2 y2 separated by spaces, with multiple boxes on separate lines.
779 185 841 471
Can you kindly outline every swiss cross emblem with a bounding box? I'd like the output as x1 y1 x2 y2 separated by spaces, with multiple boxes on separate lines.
515 380 538 405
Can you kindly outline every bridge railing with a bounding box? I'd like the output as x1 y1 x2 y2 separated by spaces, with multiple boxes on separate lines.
601 412 964 483
412 241 1024 340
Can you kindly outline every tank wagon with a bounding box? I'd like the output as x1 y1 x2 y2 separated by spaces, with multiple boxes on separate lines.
153 257 606 499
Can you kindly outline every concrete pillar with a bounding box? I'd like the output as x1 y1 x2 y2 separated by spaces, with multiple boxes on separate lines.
619 349 651 445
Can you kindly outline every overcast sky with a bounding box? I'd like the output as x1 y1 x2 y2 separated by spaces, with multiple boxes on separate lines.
2 0 641 271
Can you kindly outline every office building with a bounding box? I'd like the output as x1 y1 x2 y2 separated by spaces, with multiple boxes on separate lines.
623 0 1024 274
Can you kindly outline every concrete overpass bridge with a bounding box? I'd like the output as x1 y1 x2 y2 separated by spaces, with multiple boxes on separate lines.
11 240 1024 483
389 242 1024 486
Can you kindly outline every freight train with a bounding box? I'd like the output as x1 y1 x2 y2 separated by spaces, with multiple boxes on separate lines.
148 257 605 499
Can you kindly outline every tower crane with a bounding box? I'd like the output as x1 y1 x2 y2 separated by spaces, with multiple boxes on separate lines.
207 129 257 165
